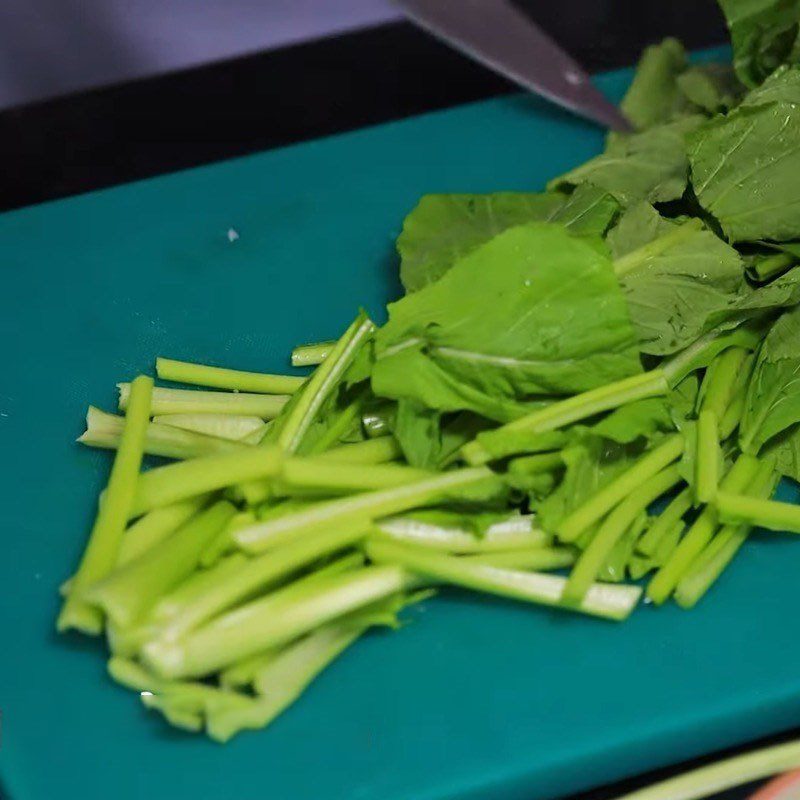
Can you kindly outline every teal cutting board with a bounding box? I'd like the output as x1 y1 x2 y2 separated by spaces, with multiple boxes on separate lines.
3 53 800 800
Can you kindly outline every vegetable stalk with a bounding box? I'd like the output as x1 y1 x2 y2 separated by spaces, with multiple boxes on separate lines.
58 375 153 634
156 357 305 394
463 370 669 464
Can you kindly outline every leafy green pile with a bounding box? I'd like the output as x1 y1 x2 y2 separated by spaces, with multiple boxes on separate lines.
58 1 800 744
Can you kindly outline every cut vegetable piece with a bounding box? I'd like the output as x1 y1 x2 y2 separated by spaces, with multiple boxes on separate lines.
118 383 289 418
211 623 363 740
716 491 800 532
647 453 760 604
156 357 305 394
662 322 767 387
460 546 576 571
150 527 367 641
365 539 641 621
609 738 800 800
130 445 282 517
79 406 247 460
291 341 335 367
148 552 250 623
84 500 236 628
212 592 419 738
235 466 503 554
117 496 211 566
275 312 375 454
317 436 401 464
374 513 548 553
58 375 153 634
143 565 413 678
279 458 433 495
558 434 684 543
699 347 751 418
675 460 778 608
695 411 720 504
636 486 691 556
153 414 266 442
462 371 668 465
561 465 681 603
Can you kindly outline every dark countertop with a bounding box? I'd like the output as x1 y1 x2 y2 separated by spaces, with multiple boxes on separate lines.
0 1 793 798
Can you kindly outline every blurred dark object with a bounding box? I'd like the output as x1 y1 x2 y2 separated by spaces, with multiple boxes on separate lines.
0 0 727 211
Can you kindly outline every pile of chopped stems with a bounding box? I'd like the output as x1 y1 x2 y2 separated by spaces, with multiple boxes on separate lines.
59 4 800 750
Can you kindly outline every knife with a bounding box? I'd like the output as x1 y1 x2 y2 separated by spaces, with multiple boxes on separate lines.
394 0 632 132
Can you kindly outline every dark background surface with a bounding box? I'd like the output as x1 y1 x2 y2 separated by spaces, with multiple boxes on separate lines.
0 1 791 798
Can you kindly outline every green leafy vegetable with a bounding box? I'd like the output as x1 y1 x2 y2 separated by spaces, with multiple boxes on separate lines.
551 116 703 206
718 0 800 87
374 223 642 419
689 71 800 241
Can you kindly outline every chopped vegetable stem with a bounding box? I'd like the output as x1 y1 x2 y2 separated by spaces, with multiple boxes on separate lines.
463 370 669 464
130 445 282 517
291 341 335 367
156 357 306 394
609 738 800 800
143 565 412 678
558 434 684 543
118 496 211 565
58 375 154 634
695 411 720 503
279 458 433 495
562 464 681 602
647 454 760 604
234 465 501 554
119 383 289 419
152 528 367 641
366 538 641 621
85 500 236 628
277 313 374 454
636 487 691 556
675 461 778 608
79 406 247 460
716 491 800 533
153 414 266 443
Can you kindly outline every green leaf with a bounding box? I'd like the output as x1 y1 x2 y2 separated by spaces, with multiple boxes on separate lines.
396 188 618 292
397 192 566 292
740 304 800 452
718 0 800 87
372 223 642 420
689 77 800 241
763 422 800 479
741 62 800 104
550 116 703 206
547 183 620 236
609 203 746 354
620 38 689 130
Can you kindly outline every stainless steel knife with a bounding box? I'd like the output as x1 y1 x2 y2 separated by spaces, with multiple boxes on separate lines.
394 0 632 131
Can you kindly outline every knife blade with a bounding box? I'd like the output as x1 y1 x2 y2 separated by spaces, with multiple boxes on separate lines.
395 0 632 132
